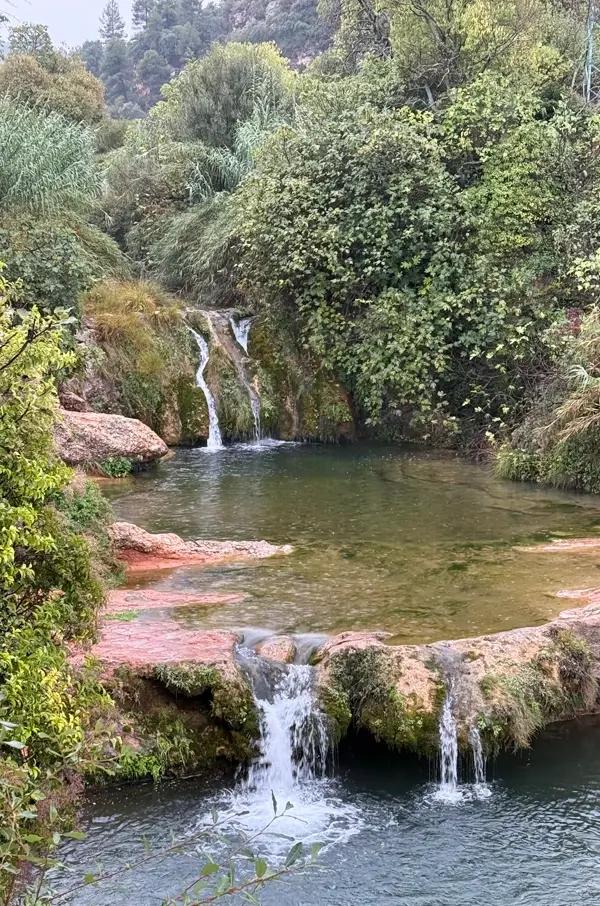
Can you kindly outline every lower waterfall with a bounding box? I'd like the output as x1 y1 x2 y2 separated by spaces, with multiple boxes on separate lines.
243 663 329 794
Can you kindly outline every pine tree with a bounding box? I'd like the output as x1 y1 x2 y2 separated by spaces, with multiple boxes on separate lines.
99 0 126 42
101 36 134 103
132 0 157 29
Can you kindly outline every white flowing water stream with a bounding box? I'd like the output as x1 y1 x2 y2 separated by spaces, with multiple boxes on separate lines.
244 664 329 793
188 328 224 450
230 316 254 354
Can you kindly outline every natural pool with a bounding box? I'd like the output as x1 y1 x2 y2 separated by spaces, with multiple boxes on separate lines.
55 718 600 906
105 442 600 643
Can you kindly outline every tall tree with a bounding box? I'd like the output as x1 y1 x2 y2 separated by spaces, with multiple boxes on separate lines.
101 37 134 103
99 0 126 41
132 0 158 28
79 39 105 78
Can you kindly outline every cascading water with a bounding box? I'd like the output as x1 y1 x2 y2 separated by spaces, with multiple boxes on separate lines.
198 656 362 855
188 328 224 450
469 725 486 786
230 316 254 355
433 679 491 802
244 664 329 794
437 681 459 799
250 396 261 443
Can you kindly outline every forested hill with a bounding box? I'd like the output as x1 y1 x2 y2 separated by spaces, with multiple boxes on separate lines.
76 0 335 116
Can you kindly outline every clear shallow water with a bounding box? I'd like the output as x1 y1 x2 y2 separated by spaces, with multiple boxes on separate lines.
54 720 600 906
105 443 600 643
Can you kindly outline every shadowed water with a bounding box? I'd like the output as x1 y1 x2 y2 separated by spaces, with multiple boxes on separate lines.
104 444 600 643
53 719 600 906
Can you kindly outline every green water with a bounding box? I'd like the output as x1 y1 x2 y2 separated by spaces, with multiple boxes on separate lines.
105 443 600 643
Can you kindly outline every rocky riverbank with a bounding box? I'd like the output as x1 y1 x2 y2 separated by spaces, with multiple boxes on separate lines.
71 579 600 786
110 521 293 572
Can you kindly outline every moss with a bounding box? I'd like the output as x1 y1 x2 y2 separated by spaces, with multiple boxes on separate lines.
153 663 259 735
92 667 259 785
248 316 354 442
105 610 139 622
477 630 597 750
206 345 254 440
324 648 444 755
176 373 209 443
319 686 352 744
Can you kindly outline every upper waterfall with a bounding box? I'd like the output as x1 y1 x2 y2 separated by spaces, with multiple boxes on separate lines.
230 316 254 355
188 328 224 450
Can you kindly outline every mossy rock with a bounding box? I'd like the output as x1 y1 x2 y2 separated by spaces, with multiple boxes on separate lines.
248 316 354 442
93 665 259 785
154 663 259 736
320 647 444 756
476 629 597 750
206 345 254 440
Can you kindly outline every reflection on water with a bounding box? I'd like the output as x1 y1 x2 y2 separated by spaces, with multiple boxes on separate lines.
104 444 600 643
54 719 600 906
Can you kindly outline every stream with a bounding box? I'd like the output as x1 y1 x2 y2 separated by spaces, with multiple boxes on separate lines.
55 718 600 905
56 443 600 904
105 443 600 643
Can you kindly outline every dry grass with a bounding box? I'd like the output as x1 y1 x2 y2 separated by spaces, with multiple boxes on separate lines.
82 280 183 346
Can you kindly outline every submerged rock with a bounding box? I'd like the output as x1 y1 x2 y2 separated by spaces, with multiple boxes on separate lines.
106 588 244 613
258 635 297 664
54 410 168 467
110 521 293 571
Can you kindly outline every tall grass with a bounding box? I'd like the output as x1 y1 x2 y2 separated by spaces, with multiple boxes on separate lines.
0 97 101 215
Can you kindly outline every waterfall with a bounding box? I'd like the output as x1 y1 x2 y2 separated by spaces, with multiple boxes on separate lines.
244 664 329 795
469 725 486 786
230 316 254 355
438 681 459 797
250 396 261 443
433 682 491 802
188 328 224 450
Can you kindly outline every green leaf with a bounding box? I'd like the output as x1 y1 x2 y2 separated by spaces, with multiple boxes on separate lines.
200 861 220 877
255 857 267 878
284 842 303 867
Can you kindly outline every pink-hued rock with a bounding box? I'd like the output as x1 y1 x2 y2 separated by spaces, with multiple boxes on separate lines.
258 636 297 664
109 521 293 572
54 410 168 466
106 588 243 613
82 621 238 670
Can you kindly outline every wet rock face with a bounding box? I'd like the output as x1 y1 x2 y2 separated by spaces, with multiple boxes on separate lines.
110 521 293 571
54 410 168 466
315 607 600 754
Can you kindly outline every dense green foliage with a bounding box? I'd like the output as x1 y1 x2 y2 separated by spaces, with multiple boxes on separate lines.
0 28 106 125
0 100 126 315
0 269 114 895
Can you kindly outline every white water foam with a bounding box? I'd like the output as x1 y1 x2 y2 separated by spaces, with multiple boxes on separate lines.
230 316 254 355
200 664 363 856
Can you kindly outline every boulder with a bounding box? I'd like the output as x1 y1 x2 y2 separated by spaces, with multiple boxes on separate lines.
54 410 168 466
258 635 297 664
109 521 293 571
315 604 600 753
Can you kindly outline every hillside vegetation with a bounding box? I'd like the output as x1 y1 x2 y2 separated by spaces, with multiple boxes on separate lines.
3 0 600 891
